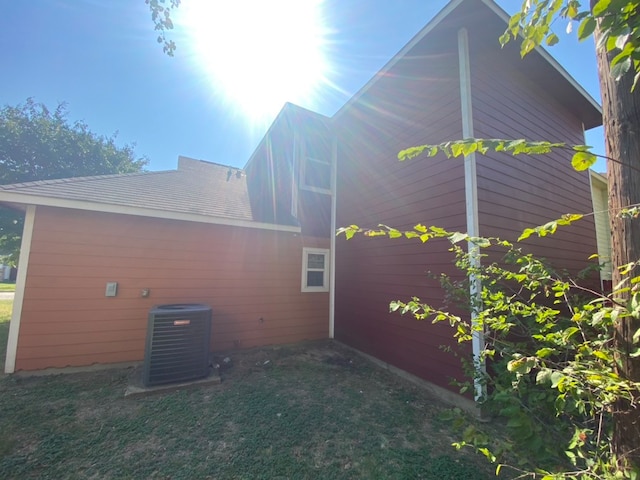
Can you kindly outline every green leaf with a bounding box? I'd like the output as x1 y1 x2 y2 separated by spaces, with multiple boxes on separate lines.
577 16 596 40
469 237 491 248
507 356 537 374
550 371 564 388
571 151 597 171
536 347 555 358
611 56 632 81
592 0 611 16
536 368 553 384
519 228 536 241
546 33 559 46
449 232 468 244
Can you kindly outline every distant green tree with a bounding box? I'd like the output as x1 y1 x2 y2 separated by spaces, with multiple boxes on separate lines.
0 99 147 264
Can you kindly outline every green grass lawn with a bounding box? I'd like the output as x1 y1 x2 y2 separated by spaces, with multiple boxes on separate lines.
0 283 15 292
0 300 11 374
0 338 496 479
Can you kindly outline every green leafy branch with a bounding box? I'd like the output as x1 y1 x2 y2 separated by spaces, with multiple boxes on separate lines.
500 0 640 85
397 137 640 174
145 0 181 56
338 216 640 477
337 213 585 245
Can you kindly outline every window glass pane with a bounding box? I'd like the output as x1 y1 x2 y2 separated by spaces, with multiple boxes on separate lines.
307 271 324 287
306 135 331 160
308 253 325 269
304 158 330 190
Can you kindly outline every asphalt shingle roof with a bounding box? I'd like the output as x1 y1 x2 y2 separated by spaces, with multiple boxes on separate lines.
0 157 254 222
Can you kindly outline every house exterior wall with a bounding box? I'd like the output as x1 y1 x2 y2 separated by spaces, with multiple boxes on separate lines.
334 39 472 391
468 27 600 274
14 206 329 371
245 105 332 238
333 8 600 395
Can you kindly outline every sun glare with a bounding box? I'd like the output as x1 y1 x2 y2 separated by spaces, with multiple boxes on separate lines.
179 0 329 122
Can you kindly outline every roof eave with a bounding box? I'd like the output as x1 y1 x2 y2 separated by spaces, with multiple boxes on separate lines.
0 192 301 234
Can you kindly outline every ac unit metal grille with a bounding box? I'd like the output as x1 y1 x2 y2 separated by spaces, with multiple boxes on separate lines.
143 304 212 387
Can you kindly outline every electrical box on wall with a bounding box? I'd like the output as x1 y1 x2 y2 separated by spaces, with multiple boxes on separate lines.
105 282 118 297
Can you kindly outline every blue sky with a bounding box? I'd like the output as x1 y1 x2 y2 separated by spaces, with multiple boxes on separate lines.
2 0 605 172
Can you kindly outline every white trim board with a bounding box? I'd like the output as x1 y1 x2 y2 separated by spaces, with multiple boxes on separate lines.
458 27 486 402
0 192 301 234
329 134 338 338
5 205 36 374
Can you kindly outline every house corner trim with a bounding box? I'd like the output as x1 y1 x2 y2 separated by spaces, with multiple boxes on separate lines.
458 27 486 401
5 204 36 373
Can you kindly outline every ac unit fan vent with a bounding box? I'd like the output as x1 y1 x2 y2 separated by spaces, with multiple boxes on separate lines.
143 303 212 387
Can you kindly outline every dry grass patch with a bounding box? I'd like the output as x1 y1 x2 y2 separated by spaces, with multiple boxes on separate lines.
0 341 497 479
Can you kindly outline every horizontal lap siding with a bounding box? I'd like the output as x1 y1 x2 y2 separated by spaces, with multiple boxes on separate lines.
16 207 329 370
469 38 599 275
335 41 471 392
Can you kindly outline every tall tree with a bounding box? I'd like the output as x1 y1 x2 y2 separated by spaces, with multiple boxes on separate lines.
0 99 147 263
500 1 640 469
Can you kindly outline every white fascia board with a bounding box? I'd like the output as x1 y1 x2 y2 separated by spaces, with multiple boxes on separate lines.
5 205 36 373
0 192 301 234
590 169 607 187
243 103 292 171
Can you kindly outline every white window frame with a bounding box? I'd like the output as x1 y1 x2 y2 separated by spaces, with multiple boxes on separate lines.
300 155 332 195
301 247 330 292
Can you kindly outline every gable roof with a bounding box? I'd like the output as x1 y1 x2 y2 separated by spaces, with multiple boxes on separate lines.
243 102 331 171
334 0 602 129
0 156 299 232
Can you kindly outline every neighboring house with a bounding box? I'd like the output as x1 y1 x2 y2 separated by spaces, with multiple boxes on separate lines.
590 171 612 289
0 0 604 401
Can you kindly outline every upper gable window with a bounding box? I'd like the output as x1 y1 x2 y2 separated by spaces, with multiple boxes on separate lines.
301 134 332 194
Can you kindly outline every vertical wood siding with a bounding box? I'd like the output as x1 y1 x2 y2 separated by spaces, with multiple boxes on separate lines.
15 207 329 371
334 39 472 391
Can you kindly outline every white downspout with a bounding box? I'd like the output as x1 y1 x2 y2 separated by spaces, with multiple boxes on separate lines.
5 204 36 373
329 133 338 339
458 28 486 401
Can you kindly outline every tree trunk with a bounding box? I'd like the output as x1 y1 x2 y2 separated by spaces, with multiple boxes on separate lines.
594 24 640 470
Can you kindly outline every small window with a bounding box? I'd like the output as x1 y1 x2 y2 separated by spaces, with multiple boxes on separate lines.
301 134 332 194
301 248 330 292
303 158 331 191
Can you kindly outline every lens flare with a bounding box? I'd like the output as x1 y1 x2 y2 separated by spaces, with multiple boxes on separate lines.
178 0 329 123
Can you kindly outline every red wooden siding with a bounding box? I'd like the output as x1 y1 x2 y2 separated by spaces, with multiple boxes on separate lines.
334 39 472 391
15 206 329 371
334 8 600 395
468 27 599 274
